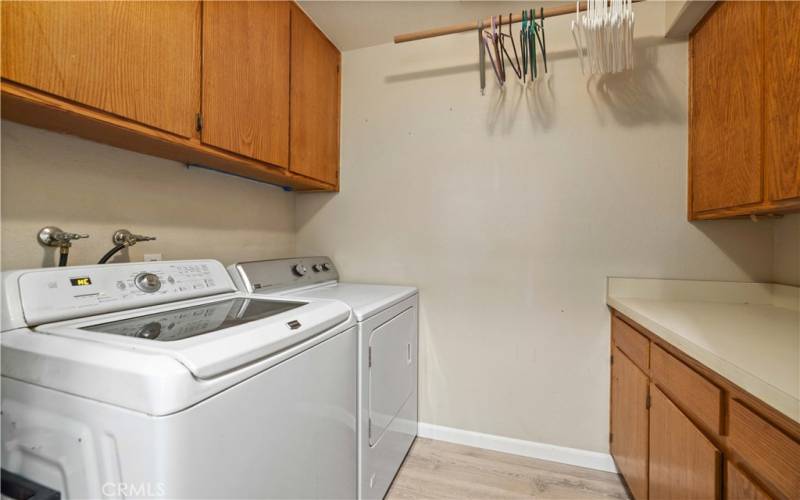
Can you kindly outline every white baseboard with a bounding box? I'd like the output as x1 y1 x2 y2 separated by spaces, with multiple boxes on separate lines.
417 422 618 474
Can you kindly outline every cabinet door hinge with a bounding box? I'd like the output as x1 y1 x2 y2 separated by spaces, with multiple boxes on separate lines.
196 112 204 132
609 432 613 444
646 394 652 409
610 353 614 365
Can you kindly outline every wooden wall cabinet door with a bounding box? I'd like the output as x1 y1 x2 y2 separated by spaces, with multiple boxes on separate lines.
764 1 800 205
1 1 201 138
202 1 290 167
611 346 649 500
290 5 341 186
649 385 721 500
689 0 763 217
689 1 800 219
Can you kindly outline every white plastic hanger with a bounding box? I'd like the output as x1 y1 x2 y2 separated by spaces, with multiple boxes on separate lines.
571 0 586 74
572 0 635 75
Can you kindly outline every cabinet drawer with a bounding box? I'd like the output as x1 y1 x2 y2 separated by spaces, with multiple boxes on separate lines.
651 343 723 434
612 316 649 372
729 400 800 499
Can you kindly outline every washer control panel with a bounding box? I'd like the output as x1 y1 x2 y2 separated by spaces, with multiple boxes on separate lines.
231 256 339 293
134 272 162 293
16 260 237 326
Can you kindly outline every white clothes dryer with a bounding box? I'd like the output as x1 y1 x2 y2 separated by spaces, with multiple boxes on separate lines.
229 257 418 500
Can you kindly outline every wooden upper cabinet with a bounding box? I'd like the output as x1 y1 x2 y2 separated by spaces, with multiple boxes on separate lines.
1 1 200 138
689 1 800 219
201 1 290 167
611 346 649 500
649 385 721 500
689 0 763 216
290 5 341 186
764 1 800 204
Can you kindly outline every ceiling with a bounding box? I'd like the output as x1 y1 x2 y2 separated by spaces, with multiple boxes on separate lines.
298 1 551 51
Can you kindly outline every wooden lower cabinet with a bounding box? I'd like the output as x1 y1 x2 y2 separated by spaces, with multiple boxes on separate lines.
649 385 721 499
728 400 800 499
610 346 649 500
610 312 800 500
651 343 723 435
612 315 649 372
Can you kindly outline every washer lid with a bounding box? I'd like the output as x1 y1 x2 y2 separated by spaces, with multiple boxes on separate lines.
35 294 351 379
2 300 354 415
83 297 305 342
287 283 417 321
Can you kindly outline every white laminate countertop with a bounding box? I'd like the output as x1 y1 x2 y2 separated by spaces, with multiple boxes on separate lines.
607 278 800 423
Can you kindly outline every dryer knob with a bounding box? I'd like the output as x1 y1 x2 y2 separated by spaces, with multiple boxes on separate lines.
292 264 308 277
321 263 331 271
312 264 323 272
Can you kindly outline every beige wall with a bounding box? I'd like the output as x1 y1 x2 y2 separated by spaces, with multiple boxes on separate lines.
665 0 687 30
773 214 800 286
295 1 775 454
1 121 295 270
664 0 715 38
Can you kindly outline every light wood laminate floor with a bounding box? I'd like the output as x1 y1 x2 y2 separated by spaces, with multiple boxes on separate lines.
386 438 630 500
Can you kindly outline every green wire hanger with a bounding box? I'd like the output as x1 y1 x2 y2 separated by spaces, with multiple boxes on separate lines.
528 7 548 80
539 7 548 74
530 9 537 80
520 10 528 83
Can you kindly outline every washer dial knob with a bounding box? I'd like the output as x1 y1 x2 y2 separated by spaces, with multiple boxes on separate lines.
321 263 331 271
292 264 308 277
134 272 162 293
313 264 323 272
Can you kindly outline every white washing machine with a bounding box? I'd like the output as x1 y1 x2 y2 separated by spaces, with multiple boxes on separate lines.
229 257 418 500
1 260 357 499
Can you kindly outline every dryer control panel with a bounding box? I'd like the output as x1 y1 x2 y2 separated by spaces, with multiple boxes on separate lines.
9 260 236 326
230 257 339 293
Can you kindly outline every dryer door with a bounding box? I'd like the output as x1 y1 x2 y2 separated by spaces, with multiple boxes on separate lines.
368 307 415 446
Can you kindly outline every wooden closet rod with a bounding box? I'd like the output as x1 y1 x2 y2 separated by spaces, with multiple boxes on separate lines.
393 0 643 44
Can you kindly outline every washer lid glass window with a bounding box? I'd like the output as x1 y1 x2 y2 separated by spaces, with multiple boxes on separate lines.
83 298 305 341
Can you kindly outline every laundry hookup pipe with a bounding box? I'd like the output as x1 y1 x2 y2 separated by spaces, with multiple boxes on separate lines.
98 244 126 264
